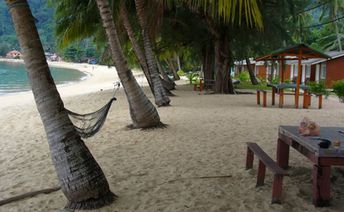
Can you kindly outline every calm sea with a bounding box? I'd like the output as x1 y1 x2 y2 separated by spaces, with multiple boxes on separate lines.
0 61 87 95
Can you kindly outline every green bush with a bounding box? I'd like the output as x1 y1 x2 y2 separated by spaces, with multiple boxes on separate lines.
308 81 329 97
177 69 185 77
271 76 280 84
257 77 267 84
187 72 199 84
238 71 250 82
333 80 344 102
284 79 291 84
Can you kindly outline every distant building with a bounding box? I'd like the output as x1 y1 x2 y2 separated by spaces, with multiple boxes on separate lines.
45 52 61 61
234 52 344 88
6 50 21 59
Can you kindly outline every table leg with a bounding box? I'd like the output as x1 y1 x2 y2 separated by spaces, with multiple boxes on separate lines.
312 165 331 207
279 90 284 108
272 88 275 106
303 90 308 109
277 138 289 169
318 95 323 109
257 91 260 105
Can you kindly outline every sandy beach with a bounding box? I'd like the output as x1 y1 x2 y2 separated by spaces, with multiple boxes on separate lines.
1 62 344 211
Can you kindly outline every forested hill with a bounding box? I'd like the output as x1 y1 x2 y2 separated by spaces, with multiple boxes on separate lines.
0 0 55 56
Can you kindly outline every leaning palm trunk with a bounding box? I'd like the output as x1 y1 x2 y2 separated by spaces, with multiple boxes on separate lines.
157 59 176 90
245 57 259 85
119 0 154 94
7 0 115 209
95 0 161 128
134 0 170 107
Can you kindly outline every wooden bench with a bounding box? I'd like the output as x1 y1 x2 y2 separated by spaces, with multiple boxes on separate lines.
246 142 288 204
256 90 267 107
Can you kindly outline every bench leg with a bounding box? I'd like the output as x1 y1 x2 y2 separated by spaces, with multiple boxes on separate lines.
257 91 261 105
246 147 254 169
312 165 331 207
271 175 284 204
256 160 266 187
263 92 267 107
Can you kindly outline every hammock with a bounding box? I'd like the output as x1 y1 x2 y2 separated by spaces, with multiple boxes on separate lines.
66 82 120 138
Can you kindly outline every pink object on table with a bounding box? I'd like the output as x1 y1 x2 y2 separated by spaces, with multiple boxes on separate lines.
298 117 320 136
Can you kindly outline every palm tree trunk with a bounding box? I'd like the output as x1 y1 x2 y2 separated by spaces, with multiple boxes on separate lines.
157 59 176 90
214 35 235 94
119 0 154 95
245 57 259 85
134 0 170 107
167 58 180 81
6 0 115 209
95 0 161 128
202 44 214 90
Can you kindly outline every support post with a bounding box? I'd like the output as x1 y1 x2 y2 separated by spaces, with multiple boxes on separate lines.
263 91 267 107
272 88 275 105
318 94 323 109
257 90 261 105
279 89 284 108
295 49 302 108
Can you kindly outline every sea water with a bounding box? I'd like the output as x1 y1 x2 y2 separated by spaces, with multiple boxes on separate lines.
0 61 86 95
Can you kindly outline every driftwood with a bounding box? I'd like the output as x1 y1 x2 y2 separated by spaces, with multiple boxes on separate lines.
158 175 232 186
0 186 61 206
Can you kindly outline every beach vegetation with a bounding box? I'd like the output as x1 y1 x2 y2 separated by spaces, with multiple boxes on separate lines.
177 69 185 77
308 80 330 97
333 80 344 102
238 71 250 82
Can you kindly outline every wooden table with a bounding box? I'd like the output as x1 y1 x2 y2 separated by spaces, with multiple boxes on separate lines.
277 126 344 206
269 83 310 108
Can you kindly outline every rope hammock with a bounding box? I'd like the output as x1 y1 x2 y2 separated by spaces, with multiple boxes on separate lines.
66 82 120 138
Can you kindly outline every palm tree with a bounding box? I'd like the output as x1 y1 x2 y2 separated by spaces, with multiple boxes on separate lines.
162 0 263 93
119 0 154 94
319 0 344 51
6 0 115 209
134 0 170 106
95 0 161 128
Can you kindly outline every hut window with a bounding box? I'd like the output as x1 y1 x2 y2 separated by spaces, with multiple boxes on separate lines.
305 65 311 78
320 63 326 80
293 64 298 77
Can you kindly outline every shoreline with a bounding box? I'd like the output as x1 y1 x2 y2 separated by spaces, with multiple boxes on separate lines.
0 58 147 109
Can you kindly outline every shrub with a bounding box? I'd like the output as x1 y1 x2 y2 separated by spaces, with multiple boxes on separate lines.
257 77 267 84
177 69 185 77
284 79 291 84
187 72 199 84
271 76 280 84
238 71 250 82
333 80 344 102
308 81 329 97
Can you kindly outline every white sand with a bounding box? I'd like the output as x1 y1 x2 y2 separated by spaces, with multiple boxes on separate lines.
1 65 344 211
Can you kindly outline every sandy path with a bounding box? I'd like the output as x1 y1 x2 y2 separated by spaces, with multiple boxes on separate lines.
1 79 344 211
